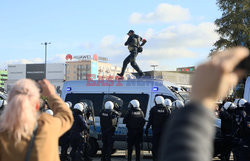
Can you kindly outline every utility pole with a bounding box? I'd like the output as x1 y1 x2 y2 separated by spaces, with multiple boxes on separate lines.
41 42 51 79
151 65 158 71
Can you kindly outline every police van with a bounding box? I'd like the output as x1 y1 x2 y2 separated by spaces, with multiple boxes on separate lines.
61 79 189 156
244 76 250 102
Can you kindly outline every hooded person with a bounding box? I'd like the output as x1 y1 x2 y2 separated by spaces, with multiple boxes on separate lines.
123 100 145 161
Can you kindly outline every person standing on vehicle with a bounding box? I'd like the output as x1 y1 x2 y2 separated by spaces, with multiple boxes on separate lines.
123 100 146 161
117 30 147 78
100 101 120 161
219 102 236 161
145 96 171 161
70 102 92 161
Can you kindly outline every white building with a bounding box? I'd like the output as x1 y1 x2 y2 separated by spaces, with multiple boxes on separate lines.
7 63 65 94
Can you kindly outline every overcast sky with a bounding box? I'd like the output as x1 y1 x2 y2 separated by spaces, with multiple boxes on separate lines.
0 0 221 71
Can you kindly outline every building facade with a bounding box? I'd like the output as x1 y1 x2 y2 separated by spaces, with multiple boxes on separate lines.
0 70 8 90
142 71 193 86
7 63 65 93
65 54 135 80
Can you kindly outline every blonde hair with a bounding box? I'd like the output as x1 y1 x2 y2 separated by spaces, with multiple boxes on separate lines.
0 79 40 143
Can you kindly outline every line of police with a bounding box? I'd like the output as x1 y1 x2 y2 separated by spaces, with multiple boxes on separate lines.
56 96 185 161
99 96 185 161
217 99 250 161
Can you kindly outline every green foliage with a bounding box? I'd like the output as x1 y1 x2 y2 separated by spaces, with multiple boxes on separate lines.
212 0 250 51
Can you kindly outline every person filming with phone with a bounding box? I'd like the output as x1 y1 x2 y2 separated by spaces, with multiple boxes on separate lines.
0 79 73 161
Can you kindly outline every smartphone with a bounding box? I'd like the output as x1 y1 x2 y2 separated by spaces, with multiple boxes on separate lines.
235 55 250 72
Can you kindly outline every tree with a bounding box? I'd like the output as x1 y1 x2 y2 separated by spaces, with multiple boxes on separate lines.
212 0 250 51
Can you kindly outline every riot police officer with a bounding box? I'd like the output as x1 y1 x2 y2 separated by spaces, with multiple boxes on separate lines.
171 100 184 114
70 102 91 161
60 102 73 161
145 96 171 161
100 101 120 161
219 101 236 161
232 99 250 161
164 99 172 113
123 100 145 161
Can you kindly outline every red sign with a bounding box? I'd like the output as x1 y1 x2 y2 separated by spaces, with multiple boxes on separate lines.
66 54 73 60
93 54 98 61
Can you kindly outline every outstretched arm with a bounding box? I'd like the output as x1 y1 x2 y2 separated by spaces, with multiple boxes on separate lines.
140 38 147 46
159 47 249 161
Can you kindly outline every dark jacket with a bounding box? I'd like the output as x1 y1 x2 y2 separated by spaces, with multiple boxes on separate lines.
125 34 142 51
159 102 215 161
219 109 234 136
123 108 145 130
146 104 171 134
100 109 120 133
71 109 89 136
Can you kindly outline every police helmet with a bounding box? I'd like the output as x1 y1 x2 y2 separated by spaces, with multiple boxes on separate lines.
164 99 172 107
65 101 72 108
238 99 247 108
223 102 236 110
74 102 88 113
105 101 114 110
172 100 184 109
129 99 140 109
155 96 165 105
45 109 54 116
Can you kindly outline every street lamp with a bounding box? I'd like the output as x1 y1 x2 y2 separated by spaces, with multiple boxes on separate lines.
151 65 158 71
41 42 51 79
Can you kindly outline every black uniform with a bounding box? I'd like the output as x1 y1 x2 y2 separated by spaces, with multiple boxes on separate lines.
219 108 234 161
123 108 145 161
145 104 171 161
120 34 144 77
100 109 120 161
59 130 71 161
70 109 90 161
233 103 250 161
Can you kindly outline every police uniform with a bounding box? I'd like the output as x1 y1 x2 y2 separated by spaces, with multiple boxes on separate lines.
233 103 250 161
145 104 171 161
70 109 90 161
100 108 120 161
119 33 145 77
123 108 145 161
219 108 234 161
59 130 71 161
